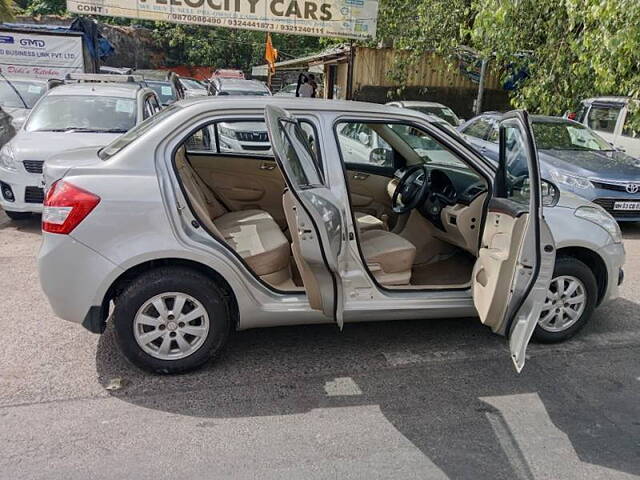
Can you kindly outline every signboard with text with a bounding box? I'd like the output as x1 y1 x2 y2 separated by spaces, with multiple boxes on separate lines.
67 0 379 39
0 30 84 79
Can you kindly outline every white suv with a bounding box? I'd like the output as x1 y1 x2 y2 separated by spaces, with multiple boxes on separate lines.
0 75 160 220
571 97 640 158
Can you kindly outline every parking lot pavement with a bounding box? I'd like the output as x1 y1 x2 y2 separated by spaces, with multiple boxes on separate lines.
1 208 639 480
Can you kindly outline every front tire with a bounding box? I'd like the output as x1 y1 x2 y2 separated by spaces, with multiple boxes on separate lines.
113 267 231 374
533 256 597 343
5 210 31 220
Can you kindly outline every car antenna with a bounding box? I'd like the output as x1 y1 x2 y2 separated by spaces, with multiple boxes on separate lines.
0 71 28 109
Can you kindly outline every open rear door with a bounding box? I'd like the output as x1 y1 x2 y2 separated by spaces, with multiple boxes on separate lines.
472 110 555 372
265 105 345 328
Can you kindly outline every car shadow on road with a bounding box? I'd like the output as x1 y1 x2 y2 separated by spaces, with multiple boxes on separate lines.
95 297 640 479
0 213 41 234
621 222 640 240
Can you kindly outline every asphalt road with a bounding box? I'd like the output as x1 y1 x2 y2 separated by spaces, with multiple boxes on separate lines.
1 209 639 479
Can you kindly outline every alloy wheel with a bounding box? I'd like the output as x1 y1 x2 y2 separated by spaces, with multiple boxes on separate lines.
133 292 210 360
538 275 587 333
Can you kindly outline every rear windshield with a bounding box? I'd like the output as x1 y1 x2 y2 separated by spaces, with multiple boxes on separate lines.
410 106 460 126
181 79 206 90
26 95 137 133
98 103 181 159
147 81 176 105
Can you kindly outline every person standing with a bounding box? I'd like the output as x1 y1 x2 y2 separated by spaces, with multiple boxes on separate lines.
308 74 318 98
298 77 314 97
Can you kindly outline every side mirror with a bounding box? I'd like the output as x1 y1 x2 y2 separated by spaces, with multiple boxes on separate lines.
369 147 393 166
541 179 560 207
358 131 371 146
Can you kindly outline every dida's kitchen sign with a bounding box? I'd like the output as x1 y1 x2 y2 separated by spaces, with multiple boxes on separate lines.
67 0 379 39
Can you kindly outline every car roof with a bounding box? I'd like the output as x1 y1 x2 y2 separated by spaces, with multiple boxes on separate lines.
472 112 580 124
177 96 440 118
46 82 143 98
390 101 450 109
215 78 269 91
582 96 630 105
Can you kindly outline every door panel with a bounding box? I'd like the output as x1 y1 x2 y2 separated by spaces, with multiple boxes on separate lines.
472 110 555 373
473 206 528 329
265 104 345 327
346 169 393 218
187 154 286 227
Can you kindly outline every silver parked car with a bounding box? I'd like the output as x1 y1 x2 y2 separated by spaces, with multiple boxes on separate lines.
387 101 464 127
38 98 624 374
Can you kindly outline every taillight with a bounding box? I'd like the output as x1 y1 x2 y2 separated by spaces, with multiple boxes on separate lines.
42 180 100 234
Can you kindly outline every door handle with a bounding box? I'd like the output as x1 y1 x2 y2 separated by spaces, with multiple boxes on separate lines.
353 173 369 180
260 162 276 170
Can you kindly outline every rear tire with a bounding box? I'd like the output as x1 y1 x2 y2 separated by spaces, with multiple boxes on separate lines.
532 256 598 343
113 266 231 374
5 210 31 220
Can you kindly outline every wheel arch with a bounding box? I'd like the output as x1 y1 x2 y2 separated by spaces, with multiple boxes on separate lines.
555 246 608 306
104 258 239 330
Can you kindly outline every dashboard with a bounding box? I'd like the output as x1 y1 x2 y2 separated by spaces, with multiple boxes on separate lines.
389 164 488 255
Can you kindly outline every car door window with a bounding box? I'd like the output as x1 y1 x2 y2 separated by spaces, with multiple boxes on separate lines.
487 122 500 143
575 103 589 123
461 118 493 140
277 118 323 188
149 95 161 113
336 121 393 168
587 105 622 133
622 110 639 138
502 125 531 204
184 119 321 165
143 97 157 120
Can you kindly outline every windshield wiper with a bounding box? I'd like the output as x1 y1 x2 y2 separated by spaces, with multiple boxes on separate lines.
63 127 128 133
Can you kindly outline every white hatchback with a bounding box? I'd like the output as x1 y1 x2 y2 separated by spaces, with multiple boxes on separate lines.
0 78 160 219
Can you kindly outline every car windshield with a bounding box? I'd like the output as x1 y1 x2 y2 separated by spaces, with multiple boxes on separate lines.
409 106 460 126
532 121 613 151
0 78 46 108
147 81 176 104
25 95 137 133
181 79 206 90
389 123 470 169
218 89 270 96
98 103 181 159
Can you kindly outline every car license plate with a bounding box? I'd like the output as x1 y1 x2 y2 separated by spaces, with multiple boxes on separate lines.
613 201 640 211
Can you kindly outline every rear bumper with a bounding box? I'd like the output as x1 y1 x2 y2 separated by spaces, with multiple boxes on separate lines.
38 232 123 329
0 166 44 213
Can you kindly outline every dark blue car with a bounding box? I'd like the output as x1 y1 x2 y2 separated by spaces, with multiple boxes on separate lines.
459 113 640 221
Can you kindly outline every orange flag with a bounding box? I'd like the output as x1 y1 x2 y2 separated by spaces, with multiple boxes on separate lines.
265 33 278 74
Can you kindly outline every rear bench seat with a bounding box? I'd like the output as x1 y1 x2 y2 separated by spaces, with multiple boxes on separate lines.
175 147 291 285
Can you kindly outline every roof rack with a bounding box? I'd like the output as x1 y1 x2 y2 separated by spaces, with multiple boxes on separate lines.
63 73 146 85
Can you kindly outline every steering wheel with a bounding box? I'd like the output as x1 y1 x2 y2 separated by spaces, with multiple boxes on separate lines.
421 170 459 222
392 165 430 214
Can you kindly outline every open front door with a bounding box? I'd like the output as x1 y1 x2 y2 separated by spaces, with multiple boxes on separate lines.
265 105 345 328
472 110 555 372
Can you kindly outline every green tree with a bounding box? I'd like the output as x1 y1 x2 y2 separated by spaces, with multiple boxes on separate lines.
24 0 64 15
0 0 15 21
376 0 640 126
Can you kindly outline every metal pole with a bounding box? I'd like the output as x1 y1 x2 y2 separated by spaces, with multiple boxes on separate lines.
346 40 354 100
475 58 488 115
